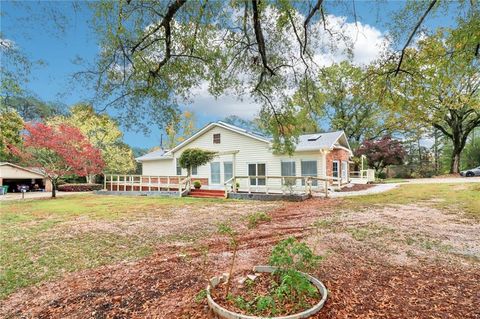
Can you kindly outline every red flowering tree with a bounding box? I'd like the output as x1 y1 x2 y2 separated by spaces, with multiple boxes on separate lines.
13 122 105 197
356 136 406 174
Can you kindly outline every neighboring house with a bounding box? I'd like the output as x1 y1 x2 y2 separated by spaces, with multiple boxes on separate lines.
135 121 352 191
0 162 52 193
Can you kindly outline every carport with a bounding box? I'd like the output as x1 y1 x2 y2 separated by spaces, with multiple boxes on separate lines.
0 162 52 193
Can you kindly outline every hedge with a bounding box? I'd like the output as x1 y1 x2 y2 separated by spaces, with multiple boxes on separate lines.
57 183 103 192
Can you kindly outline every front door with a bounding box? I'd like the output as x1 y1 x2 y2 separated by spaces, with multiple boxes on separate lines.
341 161 348 183
210 162 221 184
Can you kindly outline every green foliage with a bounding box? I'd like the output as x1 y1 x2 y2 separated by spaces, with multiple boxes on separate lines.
245 211 271 229
194 289 207 303
0 108 24 162
179 148 216 176
269 237 322 273
1 95 64 121
48 103 136 175
193 180 202 189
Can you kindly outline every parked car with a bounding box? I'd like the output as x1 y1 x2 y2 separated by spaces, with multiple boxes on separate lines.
460 166 480 177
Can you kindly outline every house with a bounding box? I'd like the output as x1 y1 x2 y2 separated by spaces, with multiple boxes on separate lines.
0 162 52 193
135 121 352 192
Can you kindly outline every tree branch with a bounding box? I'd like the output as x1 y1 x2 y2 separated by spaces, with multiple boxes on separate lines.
395 0 437 76
303 0 323 54
251 0 275 76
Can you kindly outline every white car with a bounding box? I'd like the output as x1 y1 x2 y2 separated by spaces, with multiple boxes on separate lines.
460 166 480 177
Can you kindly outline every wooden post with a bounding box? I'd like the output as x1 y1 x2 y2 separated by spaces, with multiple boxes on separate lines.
167 176 170 191
157 176 160 191
110 175 113 191
324 179 328 198
124 175 126 191
265 176 269 194
281 177 285 195
140 176 143 192
103 174 106 190
233 177 237 193
148 176 151 191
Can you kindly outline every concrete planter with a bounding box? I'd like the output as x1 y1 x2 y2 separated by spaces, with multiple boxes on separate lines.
207 265 328 319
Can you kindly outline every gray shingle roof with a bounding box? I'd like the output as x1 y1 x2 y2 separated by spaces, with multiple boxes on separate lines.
295 131 347 151
135 149 171 161
135 122 350 162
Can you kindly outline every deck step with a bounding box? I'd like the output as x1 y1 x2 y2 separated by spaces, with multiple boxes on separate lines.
188 189 225 198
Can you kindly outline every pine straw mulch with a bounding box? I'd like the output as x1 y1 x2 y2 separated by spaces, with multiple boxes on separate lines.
1 199 479 319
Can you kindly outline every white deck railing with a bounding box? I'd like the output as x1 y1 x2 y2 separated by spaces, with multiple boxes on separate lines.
104 174 190 197
224 175 342 198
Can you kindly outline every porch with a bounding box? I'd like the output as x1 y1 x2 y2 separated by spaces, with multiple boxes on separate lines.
103 174 342 199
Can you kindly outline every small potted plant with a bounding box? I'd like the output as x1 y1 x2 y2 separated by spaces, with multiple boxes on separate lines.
193 180 202 189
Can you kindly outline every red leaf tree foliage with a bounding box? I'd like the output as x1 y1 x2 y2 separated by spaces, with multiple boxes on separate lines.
13 122 105 197
356 136 406 174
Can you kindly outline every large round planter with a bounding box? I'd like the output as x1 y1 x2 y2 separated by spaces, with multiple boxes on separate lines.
206 265 328 319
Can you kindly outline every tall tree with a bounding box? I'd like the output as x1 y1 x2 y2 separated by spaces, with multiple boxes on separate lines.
12 122 104 197
0 108 24 162
165 111 196 149
382 15 480 173
48 103 136 179
356 136 407 174
1 95 64 121
294 62 400 150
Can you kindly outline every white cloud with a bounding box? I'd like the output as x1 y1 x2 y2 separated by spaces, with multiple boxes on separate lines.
187 83 262 119
0 38 15 50
313 15 388 66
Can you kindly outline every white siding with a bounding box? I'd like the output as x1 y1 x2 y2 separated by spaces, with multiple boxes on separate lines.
141 159 176 176
158 125 326 190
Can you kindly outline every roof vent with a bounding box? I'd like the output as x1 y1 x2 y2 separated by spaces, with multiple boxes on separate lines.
307 134 322 141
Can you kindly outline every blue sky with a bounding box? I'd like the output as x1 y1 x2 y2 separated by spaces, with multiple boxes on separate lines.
0 1 457 149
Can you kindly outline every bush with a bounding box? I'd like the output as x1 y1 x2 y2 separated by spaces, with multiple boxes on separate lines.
376 172 387 179
57 183 103 192
193 180 202 189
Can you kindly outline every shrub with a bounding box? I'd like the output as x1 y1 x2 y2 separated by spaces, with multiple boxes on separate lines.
245 211 271 229
193 180 202 189
57 183 103 192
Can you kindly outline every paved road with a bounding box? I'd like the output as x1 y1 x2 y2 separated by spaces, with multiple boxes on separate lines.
321 177 480 198
403 177 480 184
0 191 88 201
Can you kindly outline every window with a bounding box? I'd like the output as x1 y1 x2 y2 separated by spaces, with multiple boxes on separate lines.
211 162 221 184
332 161 339 178
224 162 233 182
281 160 297 187
281 161 296 176
301 160 317 186
213 133 221 144
176 159 182 176
191 166 198 175
248 163 266 186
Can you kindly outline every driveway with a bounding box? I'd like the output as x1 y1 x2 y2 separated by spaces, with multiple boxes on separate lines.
404 177 480 184
0 191 88 201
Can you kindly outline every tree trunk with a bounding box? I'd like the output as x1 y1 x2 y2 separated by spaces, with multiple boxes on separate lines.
51 179 57 198
450 149 461 174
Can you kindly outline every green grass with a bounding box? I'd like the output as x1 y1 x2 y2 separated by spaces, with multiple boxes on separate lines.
379 178 409 184
0 194 225 299
342 183 480 218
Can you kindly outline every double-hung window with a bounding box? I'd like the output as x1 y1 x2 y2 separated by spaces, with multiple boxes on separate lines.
281 160 296 187
248 163 266 186
224 162 233 182
301 160 318 186
176 159 182 176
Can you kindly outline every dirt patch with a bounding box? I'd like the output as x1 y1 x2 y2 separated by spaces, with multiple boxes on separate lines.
337 184 376 192
1 199 479 318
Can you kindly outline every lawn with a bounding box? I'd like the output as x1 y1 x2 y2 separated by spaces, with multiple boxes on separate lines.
1 183 479 318
0 195 278 299
343 183 480 218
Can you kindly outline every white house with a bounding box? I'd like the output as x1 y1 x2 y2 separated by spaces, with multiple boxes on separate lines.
135 121 352 192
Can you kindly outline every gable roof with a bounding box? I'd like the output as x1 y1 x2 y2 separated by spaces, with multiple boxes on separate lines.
0 162 47 177
135 122 352 162
296 131 352 154
135 149 171 161
136 121 271 162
